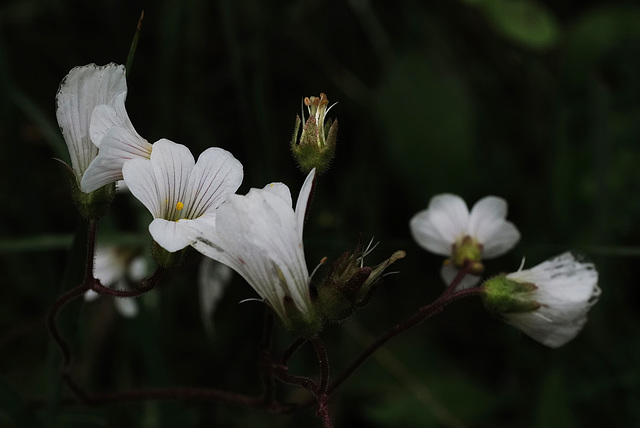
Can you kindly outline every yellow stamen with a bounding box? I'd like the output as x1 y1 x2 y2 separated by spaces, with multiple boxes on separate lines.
176 201 184 211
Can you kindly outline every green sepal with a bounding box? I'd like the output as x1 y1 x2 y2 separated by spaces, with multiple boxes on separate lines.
291 116 338 175
70 175 116 220
151 241 187 268
281 296 323 338
481 274 541 314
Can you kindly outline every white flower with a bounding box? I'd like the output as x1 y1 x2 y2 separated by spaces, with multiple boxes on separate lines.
56 64 127 187
81 90 152 193
188 170 318 331
122 139 243 252
84 246 148 318
410 194 520 288
486 252 601 348
198 258 233 334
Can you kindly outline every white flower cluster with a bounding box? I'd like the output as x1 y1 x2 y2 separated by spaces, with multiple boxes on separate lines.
410 194 601 347
57 63 601 345
57 64 316 329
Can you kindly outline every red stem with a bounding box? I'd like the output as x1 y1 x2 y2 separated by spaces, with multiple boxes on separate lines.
328 286 483 394
311 335 333 428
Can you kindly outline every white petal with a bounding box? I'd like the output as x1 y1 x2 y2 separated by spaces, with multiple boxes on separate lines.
189 187 312 321
81 125 152 192
263 182 292 205
481 222 520 259
182 147 243 219
89 92 141 147
294 169 316 241
114 296 139 318
505 252 600 347
93 246 126 286
84 289 100 302
468 196 520 258
123 157 162 217
440 263 481 290
150 139 195 220
89 104 119 148
409 194 469 256
149 218 195 252
56 64 126 182
128 256 148 281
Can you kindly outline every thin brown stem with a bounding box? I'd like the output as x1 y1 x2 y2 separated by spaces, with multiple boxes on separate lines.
311 335 330 396
45 283 90 370
311 335 333 428
328 286 483 394
89 266 165 298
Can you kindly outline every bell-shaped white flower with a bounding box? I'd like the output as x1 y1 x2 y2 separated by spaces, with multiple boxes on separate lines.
84 245 148 318
410 194 520 288
56 64 127 187
188 170 319 334
81 91 152 193
123 139 243 253
482 252 601 348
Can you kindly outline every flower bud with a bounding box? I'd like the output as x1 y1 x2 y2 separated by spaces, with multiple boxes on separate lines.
317 241 405 323
291 93 338 174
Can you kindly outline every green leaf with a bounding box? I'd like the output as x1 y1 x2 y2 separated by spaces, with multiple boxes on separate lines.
376 53 475 199
479 0 560 50
563 5 640 86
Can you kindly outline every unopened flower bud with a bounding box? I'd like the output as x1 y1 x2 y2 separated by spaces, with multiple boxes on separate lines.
317 241 405 323
291 93 338 174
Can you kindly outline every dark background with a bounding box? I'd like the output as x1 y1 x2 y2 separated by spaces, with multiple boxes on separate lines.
1 0 640 426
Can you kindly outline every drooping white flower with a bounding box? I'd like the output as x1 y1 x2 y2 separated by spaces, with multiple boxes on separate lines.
84 245 149 318
410 194 520 288
188 169 319 333
198 257 233 334
123 139 243 253
482 252 601 348
81 91 152 193
56 64 127 187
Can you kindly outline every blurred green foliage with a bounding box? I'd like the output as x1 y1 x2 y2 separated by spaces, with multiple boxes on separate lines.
1 0 640 426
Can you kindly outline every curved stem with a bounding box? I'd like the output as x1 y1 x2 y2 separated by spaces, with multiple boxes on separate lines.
311 335 330 396
45 283 90 371
328 286 483 394
89 266 165 298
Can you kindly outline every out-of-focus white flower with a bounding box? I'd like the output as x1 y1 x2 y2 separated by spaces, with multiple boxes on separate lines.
198 257 233 334
482 252 601 348
410 194 520 288
56 64 127 188
123 139 243 253
80 91 153 193
84 245 148 318
188 170 320 335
